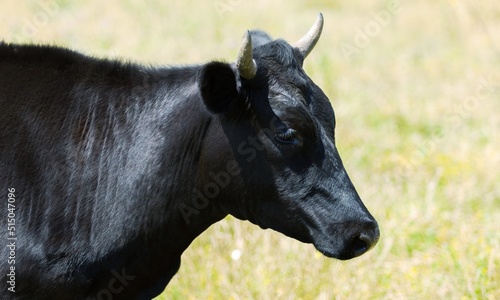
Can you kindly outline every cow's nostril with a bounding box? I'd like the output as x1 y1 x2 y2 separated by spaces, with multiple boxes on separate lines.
351 236 369 255
350 225 380 257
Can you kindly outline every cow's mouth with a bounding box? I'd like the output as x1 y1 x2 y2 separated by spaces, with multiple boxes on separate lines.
311 226 380 260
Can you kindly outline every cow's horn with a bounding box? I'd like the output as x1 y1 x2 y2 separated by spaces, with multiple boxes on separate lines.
236 31 257 79
294 13 324 58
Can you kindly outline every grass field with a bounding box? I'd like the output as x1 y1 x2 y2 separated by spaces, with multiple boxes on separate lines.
2 0 499 299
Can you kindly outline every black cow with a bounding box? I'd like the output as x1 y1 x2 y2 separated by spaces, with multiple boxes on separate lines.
0 14 379 299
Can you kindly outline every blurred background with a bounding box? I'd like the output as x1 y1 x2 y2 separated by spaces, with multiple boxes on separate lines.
2 0 499 298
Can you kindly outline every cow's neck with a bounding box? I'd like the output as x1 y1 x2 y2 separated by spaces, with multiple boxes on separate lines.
79 66 227 297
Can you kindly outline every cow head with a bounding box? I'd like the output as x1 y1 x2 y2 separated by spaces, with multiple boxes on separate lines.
197 14 379 260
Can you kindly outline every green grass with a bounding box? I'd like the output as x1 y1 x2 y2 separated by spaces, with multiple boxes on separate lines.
2 0 499 298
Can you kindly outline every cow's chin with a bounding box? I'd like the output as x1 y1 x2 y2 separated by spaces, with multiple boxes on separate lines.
257 221 313 244
312 239 353 260
266 223 362 260
254 216 370 260
248 204 375 259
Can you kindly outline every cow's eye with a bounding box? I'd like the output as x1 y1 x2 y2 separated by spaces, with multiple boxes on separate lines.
275 128 298 144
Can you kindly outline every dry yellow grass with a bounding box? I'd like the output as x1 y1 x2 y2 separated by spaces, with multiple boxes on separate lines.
1 0 499 299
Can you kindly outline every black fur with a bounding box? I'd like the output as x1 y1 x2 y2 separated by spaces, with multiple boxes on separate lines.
198 61 240 114
0 29 379 300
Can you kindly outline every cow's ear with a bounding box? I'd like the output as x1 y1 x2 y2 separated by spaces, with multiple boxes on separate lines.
198 61 241 114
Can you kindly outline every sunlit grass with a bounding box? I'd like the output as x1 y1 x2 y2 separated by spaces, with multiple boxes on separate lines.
2 0 499 298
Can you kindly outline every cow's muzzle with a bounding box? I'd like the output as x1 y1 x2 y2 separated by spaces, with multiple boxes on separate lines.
347 221 380 258
336 219 380 260
312 218 380 260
